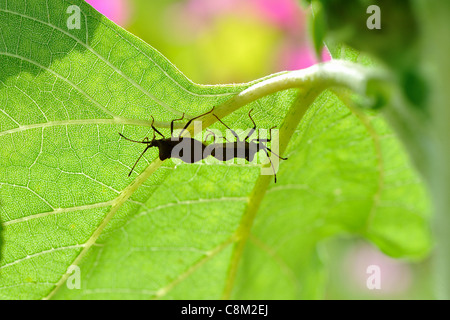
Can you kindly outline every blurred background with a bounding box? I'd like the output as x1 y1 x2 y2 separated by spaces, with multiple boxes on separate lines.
84 0 433 299
85 0 330 84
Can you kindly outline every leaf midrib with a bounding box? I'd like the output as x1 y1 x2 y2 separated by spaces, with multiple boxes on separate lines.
43 158 164 299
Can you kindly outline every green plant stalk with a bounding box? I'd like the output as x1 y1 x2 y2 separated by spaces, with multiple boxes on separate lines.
199 60 386 298
375 0 450 300
430 125 450 300
212 60 385 298
384 76 450 300
203 60 382 128
416 0 450 300
221 86 322 299
180 60 385 299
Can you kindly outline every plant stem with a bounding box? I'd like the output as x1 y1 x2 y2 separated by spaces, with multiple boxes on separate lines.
222 86 324 299
202 60 384 129
216 60 385 298
417 0 450 300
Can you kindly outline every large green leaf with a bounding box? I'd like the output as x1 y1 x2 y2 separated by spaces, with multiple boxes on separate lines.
0 0 430 299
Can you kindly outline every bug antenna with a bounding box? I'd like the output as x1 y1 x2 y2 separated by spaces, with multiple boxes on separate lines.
119 132 152 144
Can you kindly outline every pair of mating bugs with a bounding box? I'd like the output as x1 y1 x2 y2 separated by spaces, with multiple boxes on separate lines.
119 107 287 182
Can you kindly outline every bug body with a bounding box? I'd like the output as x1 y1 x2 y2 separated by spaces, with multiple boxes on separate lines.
119 108 212 176
120 107 287 182
204 109 287 182
153 137 206 163
206 141 260 162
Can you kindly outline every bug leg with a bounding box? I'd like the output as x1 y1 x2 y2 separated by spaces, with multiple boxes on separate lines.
212 114 240 141
244 109 257 141
143 136 153 145
170 113 185 136
150 116 165 138
252 125 276 142
204 129 231 143
179 106 216 137
204 129 217 142
119 133 153 145
119 133 144 144
153 128 165 139
262 148 277 183
267 126 276 142
251 125 278 146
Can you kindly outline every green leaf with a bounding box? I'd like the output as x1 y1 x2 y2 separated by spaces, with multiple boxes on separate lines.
0 0 431 299
308 0 326 61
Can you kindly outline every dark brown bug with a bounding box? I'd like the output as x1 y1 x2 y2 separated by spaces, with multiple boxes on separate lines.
203 109 287 182
120 108 287 182
119 108 214 176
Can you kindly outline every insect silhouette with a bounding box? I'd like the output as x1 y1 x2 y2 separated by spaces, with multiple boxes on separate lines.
119 108 214 176
204 109 288 183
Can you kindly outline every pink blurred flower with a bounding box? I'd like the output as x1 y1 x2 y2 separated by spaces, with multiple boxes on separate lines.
280 45 331 70
172 0 331 70
344 243 412 295
181 0 303 33
251 0 304 31
85 0 131 26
